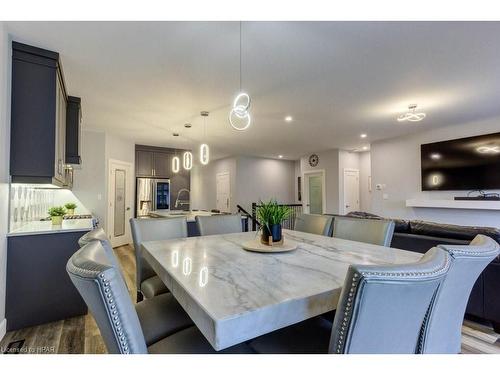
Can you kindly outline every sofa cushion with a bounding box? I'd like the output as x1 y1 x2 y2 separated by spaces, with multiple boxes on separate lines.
409 220 500 244
346 211 410 233
346 211 382 219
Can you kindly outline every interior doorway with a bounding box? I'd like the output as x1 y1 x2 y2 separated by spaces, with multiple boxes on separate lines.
303 170 326 214
216 171 231 213
108 159 134 247
342 168 360 215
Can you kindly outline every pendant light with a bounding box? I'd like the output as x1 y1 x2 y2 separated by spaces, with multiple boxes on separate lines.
172 147 180 173
183 150 193 170
172 154 180 173
229 21 251 131
200 111 210 165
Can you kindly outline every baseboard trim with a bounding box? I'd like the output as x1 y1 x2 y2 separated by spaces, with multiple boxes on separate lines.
0 318 6 342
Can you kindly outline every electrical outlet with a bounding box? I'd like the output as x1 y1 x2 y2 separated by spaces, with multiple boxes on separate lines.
383 193 389 200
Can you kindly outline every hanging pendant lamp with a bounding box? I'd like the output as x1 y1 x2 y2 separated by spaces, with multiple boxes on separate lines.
200 111 210 165
183 150 193 170
172 149 180 173
229 21 251 131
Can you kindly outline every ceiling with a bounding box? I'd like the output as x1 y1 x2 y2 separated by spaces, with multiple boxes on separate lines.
5 21 500 160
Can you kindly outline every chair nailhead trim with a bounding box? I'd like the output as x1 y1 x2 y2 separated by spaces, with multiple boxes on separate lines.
97 273 130 354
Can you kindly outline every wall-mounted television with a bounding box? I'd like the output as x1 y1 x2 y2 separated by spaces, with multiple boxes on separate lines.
421 132 500 191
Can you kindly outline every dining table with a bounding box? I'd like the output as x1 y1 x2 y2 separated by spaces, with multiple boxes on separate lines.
142 229 421 351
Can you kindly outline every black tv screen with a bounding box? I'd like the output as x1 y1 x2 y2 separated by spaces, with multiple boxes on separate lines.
421 132 500 191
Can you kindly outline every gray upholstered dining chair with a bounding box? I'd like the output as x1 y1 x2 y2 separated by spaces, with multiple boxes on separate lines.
195 214 242 236
77 228 195 347
78 227 108 247
419 234 500 353
332 216 395 246
293 213 333 236
67 240 253 354
249 247 451 354
78 227 125 281
130 217 187 301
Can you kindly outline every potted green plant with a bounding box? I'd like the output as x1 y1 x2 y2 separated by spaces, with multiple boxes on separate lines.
48 206 67 225
256 199 292 245
64 202 77 215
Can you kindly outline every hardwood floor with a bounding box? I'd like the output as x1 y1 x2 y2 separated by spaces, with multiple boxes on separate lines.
1 244 499 354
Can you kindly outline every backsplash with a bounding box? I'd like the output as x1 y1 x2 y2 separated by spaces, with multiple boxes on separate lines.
10 184 55 227
9 184 90 231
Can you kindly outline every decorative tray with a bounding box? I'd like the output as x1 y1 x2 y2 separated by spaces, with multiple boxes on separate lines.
242 238 298 253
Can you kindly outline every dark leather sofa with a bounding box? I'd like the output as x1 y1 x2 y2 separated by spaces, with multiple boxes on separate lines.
342 211 500 333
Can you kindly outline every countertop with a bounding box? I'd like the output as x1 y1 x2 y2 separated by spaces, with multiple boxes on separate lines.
149 210 247 222
8 218 95 237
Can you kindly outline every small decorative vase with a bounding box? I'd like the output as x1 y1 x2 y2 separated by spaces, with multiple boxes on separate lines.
270 224 282 243
261 224 283 245
51 216 63 225
67 209 75 215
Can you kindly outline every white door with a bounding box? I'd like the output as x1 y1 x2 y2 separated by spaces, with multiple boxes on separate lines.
216 171 231 213
343 168 360 215
108 159 134 247
303 170 326 214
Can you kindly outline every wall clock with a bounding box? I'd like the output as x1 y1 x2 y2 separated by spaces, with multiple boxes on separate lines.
309 154 319 167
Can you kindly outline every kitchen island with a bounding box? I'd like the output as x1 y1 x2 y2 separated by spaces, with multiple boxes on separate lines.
149 210 249 236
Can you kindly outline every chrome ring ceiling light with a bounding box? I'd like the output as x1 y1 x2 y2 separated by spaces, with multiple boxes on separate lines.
229 92 251 131
477 145 500 154
397 104 426 122
229 21 252 131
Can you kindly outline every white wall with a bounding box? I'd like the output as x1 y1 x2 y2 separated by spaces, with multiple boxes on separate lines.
73 131 135 233
190 156 295 214
359 151 372 212
299 149 340 214
190 157 237 212
235 156 295 213
72 130 107 227
105 133 135 165
371 117 500 226
0 21 10 340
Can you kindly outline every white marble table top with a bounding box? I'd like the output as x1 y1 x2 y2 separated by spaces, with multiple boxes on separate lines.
142 229 421 351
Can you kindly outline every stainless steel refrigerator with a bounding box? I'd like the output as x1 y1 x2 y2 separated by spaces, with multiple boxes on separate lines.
136 178 171 217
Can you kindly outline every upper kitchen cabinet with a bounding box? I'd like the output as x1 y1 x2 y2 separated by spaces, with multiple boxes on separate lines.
153 152 171 177
10 42 68 186
65 96 82 165
136 149 154 177
135 145 172 178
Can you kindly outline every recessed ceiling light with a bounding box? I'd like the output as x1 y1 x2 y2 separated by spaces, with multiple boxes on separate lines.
278 155 283 158
173 133 179 137
284 116 293 122
360 133 367 138
362 146 368 151
184 123 192 128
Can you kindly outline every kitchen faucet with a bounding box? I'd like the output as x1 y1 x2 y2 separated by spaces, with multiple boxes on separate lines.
175 188 190 208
